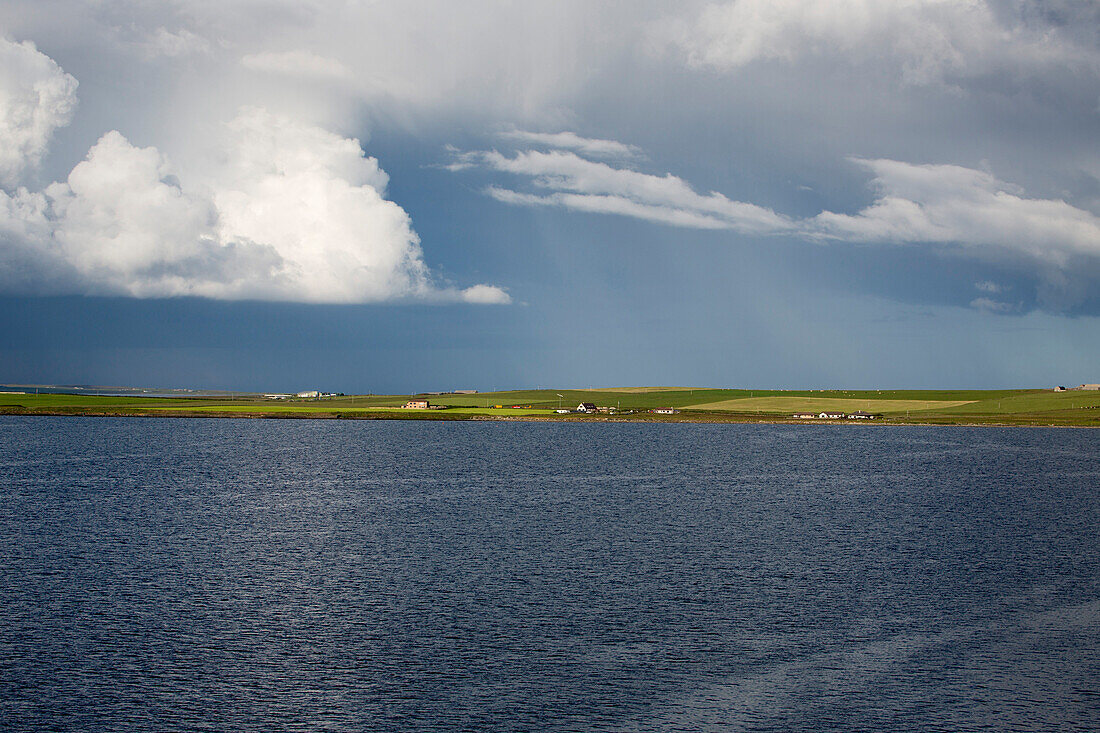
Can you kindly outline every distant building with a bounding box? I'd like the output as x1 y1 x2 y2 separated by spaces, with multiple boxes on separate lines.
651 408 679 415
847 411 878 419
1054 386 1067 392
576 402 598 413
554 409 571 414
263 394 292 400
819 411 846 419
1079 384 1100 391
404 399 430 409
296 390 320 398
453 390 478 394
792 412 817 419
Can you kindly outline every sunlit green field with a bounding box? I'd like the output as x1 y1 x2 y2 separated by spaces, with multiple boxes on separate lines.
0 393 196 408
685 397 976 413
2 387 1099 425
148 405 555 417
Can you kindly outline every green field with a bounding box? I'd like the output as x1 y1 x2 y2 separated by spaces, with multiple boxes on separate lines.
2 387 1099 426
149 405 555 417
685 397 976 413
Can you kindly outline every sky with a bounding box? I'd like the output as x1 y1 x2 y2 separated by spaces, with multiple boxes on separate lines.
1 0 1099 392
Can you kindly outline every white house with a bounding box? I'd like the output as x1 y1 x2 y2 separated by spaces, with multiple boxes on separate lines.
296 390 320 398
819 411 846 419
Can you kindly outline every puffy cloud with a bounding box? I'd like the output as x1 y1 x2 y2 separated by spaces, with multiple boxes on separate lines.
457 283 512 305
662 0 1100 86
459 148 794 234
0 105 509 303
42 130 262 298
812 159 1100 264
0 38 78 187
210 108 431 302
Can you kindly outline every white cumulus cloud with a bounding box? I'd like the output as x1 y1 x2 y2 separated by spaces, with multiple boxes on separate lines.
0 38 78 187
0 95 510 303
208 108 434 302
42 130 261 298
457 283 513 305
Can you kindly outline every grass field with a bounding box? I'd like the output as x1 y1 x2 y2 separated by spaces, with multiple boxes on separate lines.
0 393 197 408
2 387 1099 426
685 397 976 413
149 405 555 417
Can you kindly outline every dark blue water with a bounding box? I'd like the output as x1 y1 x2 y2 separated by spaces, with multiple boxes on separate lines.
1 417 1098 731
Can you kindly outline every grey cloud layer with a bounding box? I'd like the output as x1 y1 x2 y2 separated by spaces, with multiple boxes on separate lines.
0 0 1097 309
662 0 1100 85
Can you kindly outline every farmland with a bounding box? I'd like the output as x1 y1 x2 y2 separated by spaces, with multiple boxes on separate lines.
1 386 1099 426
685 397 976 413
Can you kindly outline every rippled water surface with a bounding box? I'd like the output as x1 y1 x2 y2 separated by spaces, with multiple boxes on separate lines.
2 416 1099 731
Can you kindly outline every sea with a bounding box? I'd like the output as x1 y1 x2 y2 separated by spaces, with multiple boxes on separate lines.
1 416 1098 731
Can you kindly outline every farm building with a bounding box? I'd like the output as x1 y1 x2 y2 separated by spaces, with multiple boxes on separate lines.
847 411 878 419
576 402 598 413
404 399 430 409
1054 386 1067 392
819 411 846 419
296 390 320 398
651 408 679 415
1079 384 1100 391
792 412 817 419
